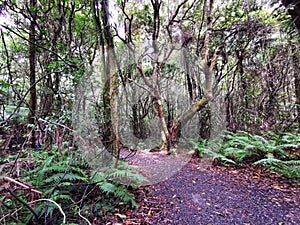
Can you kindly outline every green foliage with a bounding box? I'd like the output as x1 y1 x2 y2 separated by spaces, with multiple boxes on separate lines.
194 140 207 158
196 131 300 178
0 146 145 224
20 149 88 223
91 161 147 209
1 105 28 122
23 149 88 187
98 181 138 209
0 80 10 95
253 158 300 178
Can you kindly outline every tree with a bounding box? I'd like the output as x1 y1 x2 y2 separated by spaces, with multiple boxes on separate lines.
27 0 37 147
281 0 300 125
91 0 120 156
112 0 217 154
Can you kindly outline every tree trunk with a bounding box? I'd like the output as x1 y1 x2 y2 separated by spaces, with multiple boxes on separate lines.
28 0 37 148
292 48 300 125
100 0 120 156
282 0 300 125
202 0 213 63
167 63 214 153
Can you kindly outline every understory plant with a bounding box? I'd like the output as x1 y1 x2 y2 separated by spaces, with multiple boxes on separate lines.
195 131 300 178
0 147 146 224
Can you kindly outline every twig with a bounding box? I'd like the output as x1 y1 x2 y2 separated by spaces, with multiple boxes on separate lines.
0 206 23 223
0 24 78 69
3 176 43 195
6 189 41 223
2 135 12 152
127 78 152 94
38 118 75 132
9 126 34 175
38 118 87 147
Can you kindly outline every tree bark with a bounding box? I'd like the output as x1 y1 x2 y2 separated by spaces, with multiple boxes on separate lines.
202 0 213 63
282 0 300 125
100 0 120 155
28 0 37 148
292 47 300 125
170 63 213 147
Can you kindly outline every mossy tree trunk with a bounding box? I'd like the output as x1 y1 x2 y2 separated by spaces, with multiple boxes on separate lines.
100 0 120 156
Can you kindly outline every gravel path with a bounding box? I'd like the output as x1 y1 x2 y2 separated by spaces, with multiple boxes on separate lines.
120 151 300 225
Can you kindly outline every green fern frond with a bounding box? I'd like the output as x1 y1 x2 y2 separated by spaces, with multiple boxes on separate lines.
52 194 73 201
44 172 88 183
253 158 282 166
109 183 138 209
92 171 106 183
253 158 300 178
41 164 68 174
98 182 117 194
280 160 300 166
204 148 236 166
69 165 87 177
97 178 139 208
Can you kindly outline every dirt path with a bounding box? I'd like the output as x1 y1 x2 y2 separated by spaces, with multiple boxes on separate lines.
118 151 300 225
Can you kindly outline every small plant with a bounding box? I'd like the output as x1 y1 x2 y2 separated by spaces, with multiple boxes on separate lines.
91 160 148 208
194 139 207 158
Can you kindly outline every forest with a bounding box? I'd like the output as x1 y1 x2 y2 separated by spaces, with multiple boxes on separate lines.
0 0 299 224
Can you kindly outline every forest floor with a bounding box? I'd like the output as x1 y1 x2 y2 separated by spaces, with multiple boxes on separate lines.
108 150 300 225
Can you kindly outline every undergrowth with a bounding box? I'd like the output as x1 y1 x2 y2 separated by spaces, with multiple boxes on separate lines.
195 131 300 179
0 147 146 224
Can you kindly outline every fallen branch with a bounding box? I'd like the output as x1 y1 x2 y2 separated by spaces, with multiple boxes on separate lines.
3 176 43 195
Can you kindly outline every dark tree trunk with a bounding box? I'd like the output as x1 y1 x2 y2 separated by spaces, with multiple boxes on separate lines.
292 48 300 125
28 0 37 148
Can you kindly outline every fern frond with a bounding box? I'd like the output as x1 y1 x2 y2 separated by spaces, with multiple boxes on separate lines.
97 180 138 208
41 164 68 174
253 158 300 178
98 182 117 194
44 173 88 183
253 158 282 166
204 148 236 165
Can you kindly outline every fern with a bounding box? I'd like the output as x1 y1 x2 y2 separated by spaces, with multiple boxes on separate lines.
44 172 88 183
199 144 237 166
90 161 146 208
254 158 300 178
107 168 147 186
98 182 117 193
195 131 300 178
98 181 138 208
